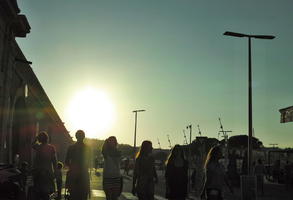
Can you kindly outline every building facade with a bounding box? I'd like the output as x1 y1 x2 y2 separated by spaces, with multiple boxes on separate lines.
0 0 72 165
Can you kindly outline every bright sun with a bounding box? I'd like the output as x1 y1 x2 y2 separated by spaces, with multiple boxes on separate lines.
65 87 116 139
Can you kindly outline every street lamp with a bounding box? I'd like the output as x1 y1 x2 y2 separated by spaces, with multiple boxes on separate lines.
133 109 146 157
186 125 192 144
224 31 275 175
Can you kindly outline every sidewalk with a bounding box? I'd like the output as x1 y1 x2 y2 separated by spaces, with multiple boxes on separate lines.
203 181 293 200
181 177 293 200
119 169 293 200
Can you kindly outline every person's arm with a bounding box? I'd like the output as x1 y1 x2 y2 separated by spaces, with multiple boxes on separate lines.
224 172 233 194
52 146 58 174
200 169 207 199
153 161 158 183
88 146 93 170
132 159 138 195
31 137 39 150
65 146 71 167
165 163 169 179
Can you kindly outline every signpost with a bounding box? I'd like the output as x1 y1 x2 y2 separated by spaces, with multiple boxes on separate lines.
279 106 293 123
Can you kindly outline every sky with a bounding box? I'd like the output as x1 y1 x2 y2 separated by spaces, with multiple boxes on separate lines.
16 0 293 149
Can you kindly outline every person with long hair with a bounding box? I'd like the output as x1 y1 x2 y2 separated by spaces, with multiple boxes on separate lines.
32 131 57 200
201 145 232 200
102 136 122 200
165 145 188 200
65 130 91 200
132 140 158 200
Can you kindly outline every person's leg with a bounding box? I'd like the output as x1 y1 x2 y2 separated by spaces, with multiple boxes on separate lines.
261 177 264 195
56 182 61 200
148 193 155 200
104 189 112 200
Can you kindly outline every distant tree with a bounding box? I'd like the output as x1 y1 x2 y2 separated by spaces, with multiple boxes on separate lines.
226 135 263 149
190 137 219 154
117 144 134 158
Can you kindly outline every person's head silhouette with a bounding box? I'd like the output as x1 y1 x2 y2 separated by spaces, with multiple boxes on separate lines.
38 131 49 144
75 130 85 143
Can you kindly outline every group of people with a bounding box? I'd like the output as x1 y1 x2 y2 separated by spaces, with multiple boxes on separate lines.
29 130 123 200
29 129 233 200
131 142 233 200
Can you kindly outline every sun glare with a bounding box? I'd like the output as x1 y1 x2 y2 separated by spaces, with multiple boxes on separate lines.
65 87 116 139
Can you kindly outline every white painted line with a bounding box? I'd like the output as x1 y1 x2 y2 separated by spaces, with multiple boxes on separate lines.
154 194 167 200
91 189 106 197
61 189 106 198
122 192 138 200
60 188 168 200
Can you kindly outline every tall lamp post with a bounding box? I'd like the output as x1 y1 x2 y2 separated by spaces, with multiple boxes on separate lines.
133 109 146 157
223 31 275 175
186 125 192 144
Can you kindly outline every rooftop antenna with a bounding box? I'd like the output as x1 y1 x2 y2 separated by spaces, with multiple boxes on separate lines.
167 134 172 149
218 117 232 140
183 130 188 145
218 117 232 170
197 125 202 136
269 143 278 148
157 138 161 149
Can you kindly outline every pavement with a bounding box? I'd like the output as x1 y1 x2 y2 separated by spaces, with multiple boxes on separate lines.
55 168 293 200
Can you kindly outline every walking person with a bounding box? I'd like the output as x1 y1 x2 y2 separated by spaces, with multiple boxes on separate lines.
124 158 130 176
253 159 265 196
55 161 63 200
65 130 91 200
201 145 233 200
102 136 122 200
165 145 188 200
32 131 57 200
132 140 158 200
19 161 29 192
284 161 292 190
272 160 280 183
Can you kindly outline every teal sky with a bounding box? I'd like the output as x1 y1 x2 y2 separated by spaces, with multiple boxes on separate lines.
17 0 293 149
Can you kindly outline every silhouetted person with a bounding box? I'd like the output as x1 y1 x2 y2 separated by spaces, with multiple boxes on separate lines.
102 136 122 200
94 156 99 172
124 158 130 176
55 161 63 200
65 130 91 200
284 161 291 190
227 150 238 185
242 150 248 175
272 159 280 183
19 161 29 192
165 145 188 200
32 131 57 200
253 159 265 196
191 168 197 190
132 140 158 200
201 146 233 200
